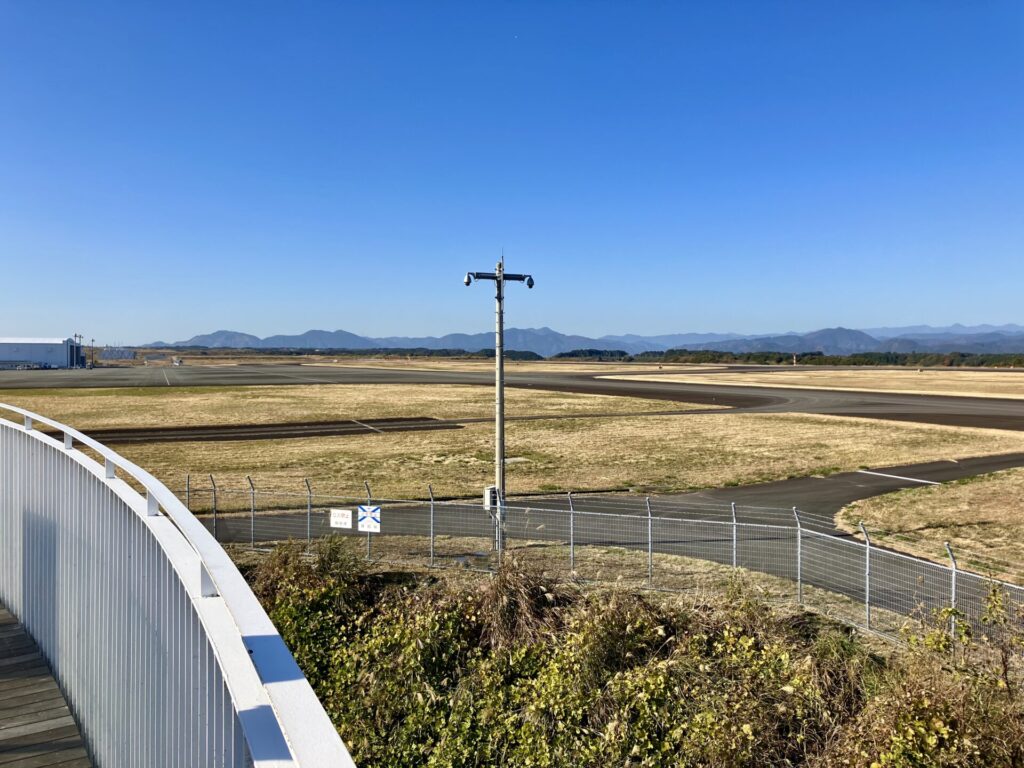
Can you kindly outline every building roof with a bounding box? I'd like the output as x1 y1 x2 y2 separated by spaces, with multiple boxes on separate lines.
0 337 72 345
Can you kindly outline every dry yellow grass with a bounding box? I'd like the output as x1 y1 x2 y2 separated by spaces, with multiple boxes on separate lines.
839 468 1024 584
0 384 707 431
304 359 708 373
116 411 1024 503
134 351 714 373
606 368 1024 400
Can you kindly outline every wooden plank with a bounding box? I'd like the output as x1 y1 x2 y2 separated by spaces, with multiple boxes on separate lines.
3 753 88 766
0 700 68 725
0 605 91 768
0 665 51 684
0 708 73 732
0 683 58 703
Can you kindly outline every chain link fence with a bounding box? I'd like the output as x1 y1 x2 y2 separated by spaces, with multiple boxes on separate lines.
181 476 1024 640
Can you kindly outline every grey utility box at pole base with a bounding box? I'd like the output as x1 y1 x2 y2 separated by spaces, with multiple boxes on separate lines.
483 485 498 511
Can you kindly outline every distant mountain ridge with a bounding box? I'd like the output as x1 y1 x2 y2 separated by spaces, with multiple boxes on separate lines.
688 328 881 355
150 324 1024 357
862 323 1024 338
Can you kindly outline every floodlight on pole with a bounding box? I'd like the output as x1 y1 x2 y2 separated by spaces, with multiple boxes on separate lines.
463 256 535 550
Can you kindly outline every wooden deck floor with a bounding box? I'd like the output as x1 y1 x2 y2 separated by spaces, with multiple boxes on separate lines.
0 605 92 767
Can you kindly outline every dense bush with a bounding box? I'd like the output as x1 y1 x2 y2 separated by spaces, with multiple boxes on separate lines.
249 543 1023 767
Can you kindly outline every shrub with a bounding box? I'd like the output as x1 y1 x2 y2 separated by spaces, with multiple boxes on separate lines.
247 543 1024 767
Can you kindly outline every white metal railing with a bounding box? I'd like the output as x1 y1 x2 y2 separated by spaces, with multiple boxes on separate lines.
0 404 354 768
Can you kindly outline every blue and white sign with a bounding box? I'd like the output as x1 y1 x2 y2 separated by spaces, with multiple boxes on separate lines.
357 505 381 533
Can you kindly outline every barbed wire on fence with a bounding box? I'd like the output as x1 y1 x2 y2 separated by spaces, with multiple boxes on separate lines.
181 474 1023 641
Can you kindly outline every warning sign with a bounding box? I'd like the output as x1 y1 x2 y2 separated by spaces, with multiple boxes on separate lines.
329 509 352 529
357 505 381 533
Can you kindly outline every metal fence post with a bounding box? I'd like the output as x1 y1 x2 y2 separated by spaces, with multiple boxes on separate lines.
495 487 505 562
185 473 191 511
247 475 256 549
428 485 435 568
364 481 373 561
568 492 575 573
793 507 803 605
860 521 871 630
646 496 653 588
945 542 958 639
209 474 218 541
731 502 738 568
304 479 312 551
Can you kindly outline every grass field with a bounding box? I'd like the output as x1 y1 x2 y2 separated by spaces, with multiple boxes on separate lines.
134 351 699 373
839 467 1024 584
112 409 1024 501
0 383 707 430
304 359 689 373
607 368 1024 399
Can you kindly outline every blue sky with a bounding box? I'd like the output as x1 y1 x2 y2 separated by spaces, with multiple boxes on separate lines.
1 1 1022 344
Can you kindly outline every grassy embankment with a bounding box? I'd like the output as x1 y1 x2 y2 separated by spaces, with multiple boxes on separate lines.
242 540 1024 767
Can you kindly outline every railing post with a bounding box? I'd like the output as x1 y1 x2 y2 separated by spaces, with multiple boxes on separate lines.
646 496 653 589
146 489 160 516
428 485 435 567
185 473 191 511
304 479 313 551
860 521 871 630
364 481 372 561
793 507 803 605
209 474 218 541
568 492 575 573
247 476 256 549
731 502 738 569
945 541 958 640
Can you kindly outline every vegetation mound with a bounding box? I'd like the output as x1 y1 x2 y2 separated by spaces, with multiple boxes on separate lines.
245 540 1023 767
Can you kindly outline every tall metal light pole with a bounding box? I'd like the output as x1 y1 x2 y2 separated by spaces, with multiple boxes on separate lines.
464 257 535 507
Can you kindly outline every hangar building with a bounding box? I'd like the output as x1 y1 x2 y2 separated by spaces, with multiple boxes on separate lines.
0 338 85 369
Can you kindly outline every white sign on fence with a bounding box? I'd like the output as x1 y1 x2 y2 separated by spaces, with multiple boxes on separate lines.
329 508 352 529
357 505 381 533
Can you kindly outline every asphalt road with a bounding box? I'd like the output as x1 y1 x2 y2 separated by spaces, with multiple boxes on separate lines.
3 362 1024 433
198 451 1024 540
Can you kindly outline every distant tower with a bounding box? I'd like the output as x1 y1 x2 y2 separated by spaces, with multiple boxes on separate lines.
792 353 797 366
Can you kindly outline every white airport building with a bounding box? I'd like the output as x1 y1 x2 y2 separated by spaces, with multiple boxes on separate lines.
0 337 85 369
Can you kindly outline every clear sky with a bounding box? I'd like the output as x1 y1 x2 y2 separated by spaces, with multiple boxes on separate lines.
1 1 1021 344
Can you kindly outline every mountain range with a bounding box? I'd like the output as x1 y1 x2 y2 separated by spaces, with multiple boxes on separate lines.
149 324 1024 357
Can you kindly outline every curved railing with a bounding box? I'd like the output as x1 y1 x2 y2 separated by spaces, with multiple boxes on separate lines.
0 404 355 768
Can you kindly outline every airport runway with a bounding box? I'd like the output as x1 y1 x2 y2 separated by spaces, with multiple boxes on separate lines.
4 362 1019 630
3 363 1024 432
